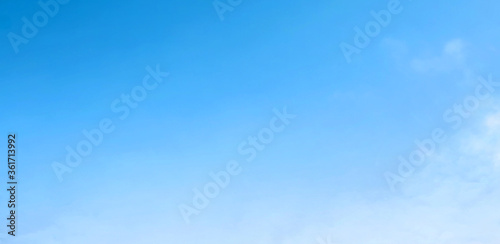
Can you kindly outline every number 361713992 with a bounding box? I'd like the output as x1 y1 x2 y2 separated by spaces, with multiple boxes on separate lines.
8 134 15 177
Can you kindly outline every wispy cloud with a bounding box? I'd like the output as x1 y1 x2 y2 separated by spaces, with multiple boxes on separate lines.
312 106 500 244
411 39 468 73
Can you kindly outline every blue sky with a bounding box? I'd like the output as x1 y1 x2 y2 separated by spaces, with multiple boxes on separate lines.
1 0 500 243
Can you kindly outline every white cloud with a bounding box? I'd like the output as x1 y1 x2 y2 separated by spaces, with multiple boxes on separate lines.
309 106 500 244
444 39 466 57
411 39 468 73
9 105 500 244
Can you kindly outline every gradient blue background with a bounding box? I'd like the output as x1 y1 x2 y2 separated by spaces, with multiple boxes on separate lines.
1 0 500 243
